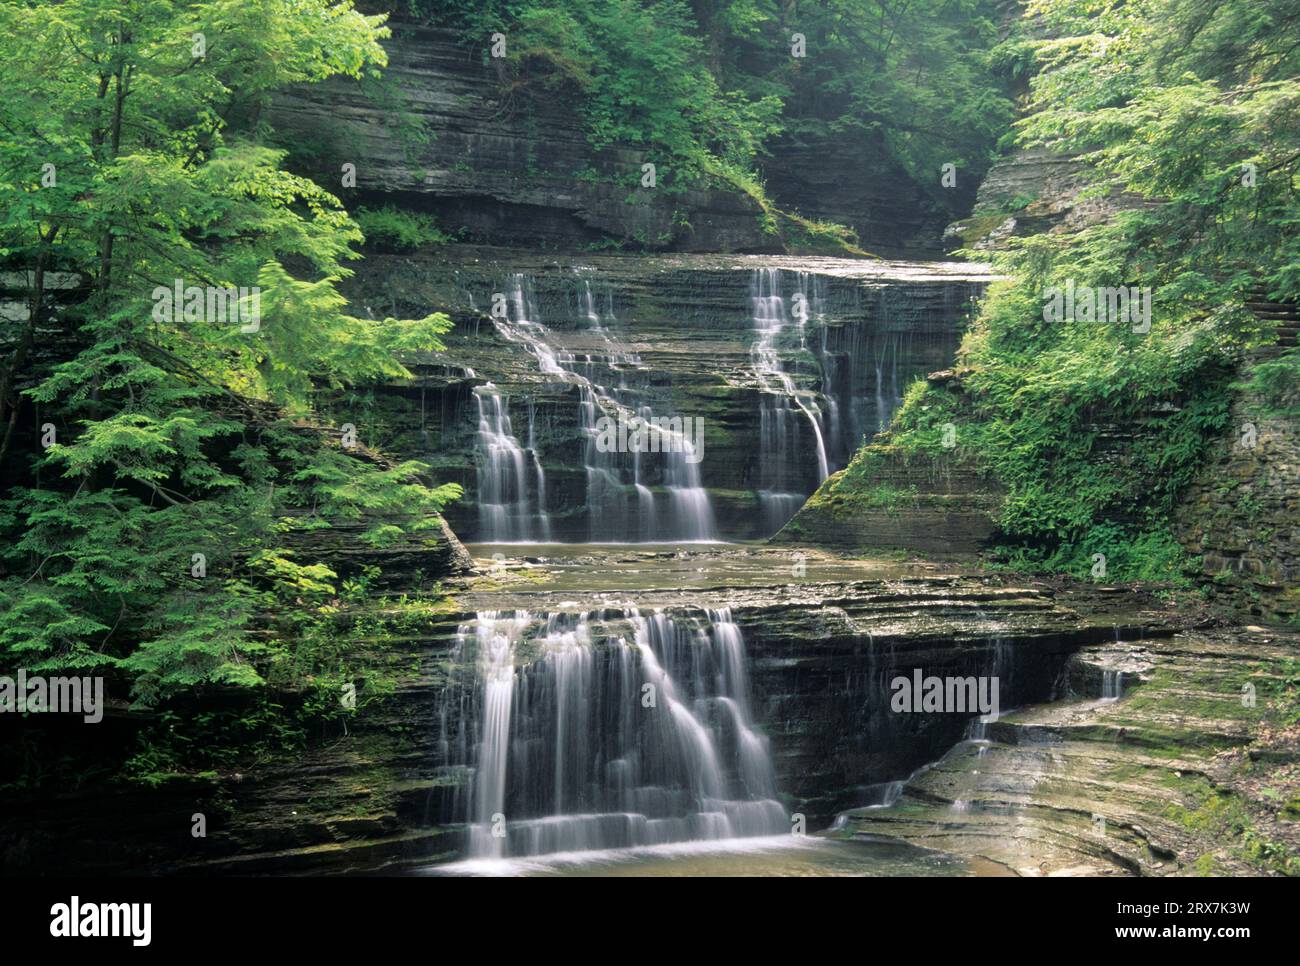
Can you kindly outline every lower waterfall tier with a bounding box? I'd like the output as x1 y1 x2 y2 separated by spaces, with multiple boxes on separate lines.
435 608 787 859
424 545 1158 862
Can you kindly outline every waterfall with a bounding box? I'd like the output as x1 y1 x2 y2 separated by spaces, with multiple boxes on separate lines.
469 267 942 541
964 629 1010 746
472 385 551 542
488 273 716 542
1101 670 1124 702
464 611 531 858
575 271 615 329
750 268 830 531
814 305 911 467
439 607 786 859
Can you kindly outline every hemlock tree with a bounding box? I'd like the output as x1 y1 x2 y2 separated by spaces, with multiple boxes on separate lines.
0 0 458 706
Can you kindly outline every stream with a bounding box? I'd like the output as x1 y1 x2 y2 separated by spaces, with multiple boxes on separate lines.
421 833 1011 877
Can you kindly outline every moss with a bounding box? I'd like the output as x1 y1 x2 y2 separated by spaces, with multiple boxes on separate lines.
1165 776 1299 875
949 212 1013 247
1193 853 1226 875
776 211 874 257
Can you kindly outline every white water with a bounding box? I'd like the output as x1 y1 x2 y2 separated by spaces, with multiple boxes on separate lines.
441 607 786 860
1101 669 1124 702
468 266 930 540
749 268 831 531
481 274 716 542
432 833 824 877
472 385 552 542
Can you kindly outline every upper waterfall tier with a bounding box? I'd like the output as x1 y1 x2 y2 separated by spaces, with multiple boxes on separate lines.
345 249 993 542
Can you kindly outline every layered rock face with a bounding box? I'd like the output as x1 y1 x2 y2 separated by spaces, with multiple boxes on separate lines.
268 23 957 254
776 447 1005 554
761 129 956 258
943 148 1151 251
5 547 1145 873
2 544 1264 875
1175 393 1300 623
733 573 1142 823
425 546 1160 843
842 623 1300 875
269 24 772 252
341 249 989 542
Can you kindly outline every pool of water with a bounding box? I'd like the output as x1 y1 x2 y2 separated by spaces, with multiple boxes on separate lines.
414 834 1012 877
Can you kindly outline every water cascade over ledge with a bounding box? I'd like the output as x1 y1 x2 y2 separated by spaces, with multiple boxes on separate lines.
749 267 832 531
418 253 987 542
484 273 716 542
437 607 787 859
471 384 552 542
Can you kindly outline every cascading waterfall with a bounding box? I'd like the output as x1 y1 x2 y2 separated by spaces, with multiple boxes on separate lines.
1102 627 1125 701
872 331 904 434
750 268 831 531
815 315 912 467
472 384 551 542
467 266 940 541
439 607 786 859
487 273 715 542
575 270 615 330
964 628 1011 746
1101 670 1124 702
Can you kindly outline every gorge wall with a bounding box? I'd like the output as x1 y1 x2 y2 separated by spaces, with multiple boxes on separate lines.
6 549 1152 872
269 22 952 256
1175 388 1300 623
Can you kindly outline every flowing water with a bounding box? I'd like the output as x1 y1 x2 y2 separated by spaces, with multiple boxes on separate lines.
489 273 716 542
462 266 950 542
1101 669 1125 702
428 260 1003 874
472 385 551 542
749 268 831 531
423 833 1008 877
435 607 787 865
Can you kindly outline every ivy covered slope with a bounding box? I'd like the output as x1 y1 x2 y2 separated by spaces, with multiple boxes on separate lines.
791 0 1300 592
0 0 464 787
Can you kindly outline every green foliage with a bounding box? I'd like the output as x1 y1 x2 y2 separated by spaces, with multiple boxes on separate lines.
0 0 460 724
418 0 1011 210
833 0 1300 583
1242 348 1300 417
724 0 1015 205
508 0 784 184
1166 776 1300 876
777 211 868 256
354 205 453 251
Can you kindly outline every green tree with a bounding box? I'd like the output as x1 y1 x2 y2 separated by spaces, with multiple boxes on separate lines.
0 0 458 703
836 0 1300 580
421 0 1011 206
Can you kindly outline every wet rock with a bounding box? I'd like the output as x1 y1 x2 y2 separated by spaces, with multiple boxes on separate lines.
840 627 1300 875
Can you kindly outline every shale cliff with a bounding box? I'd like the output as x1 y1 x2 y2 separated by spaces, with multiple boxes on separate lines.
1175 384 1300 623
269 23 950 256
